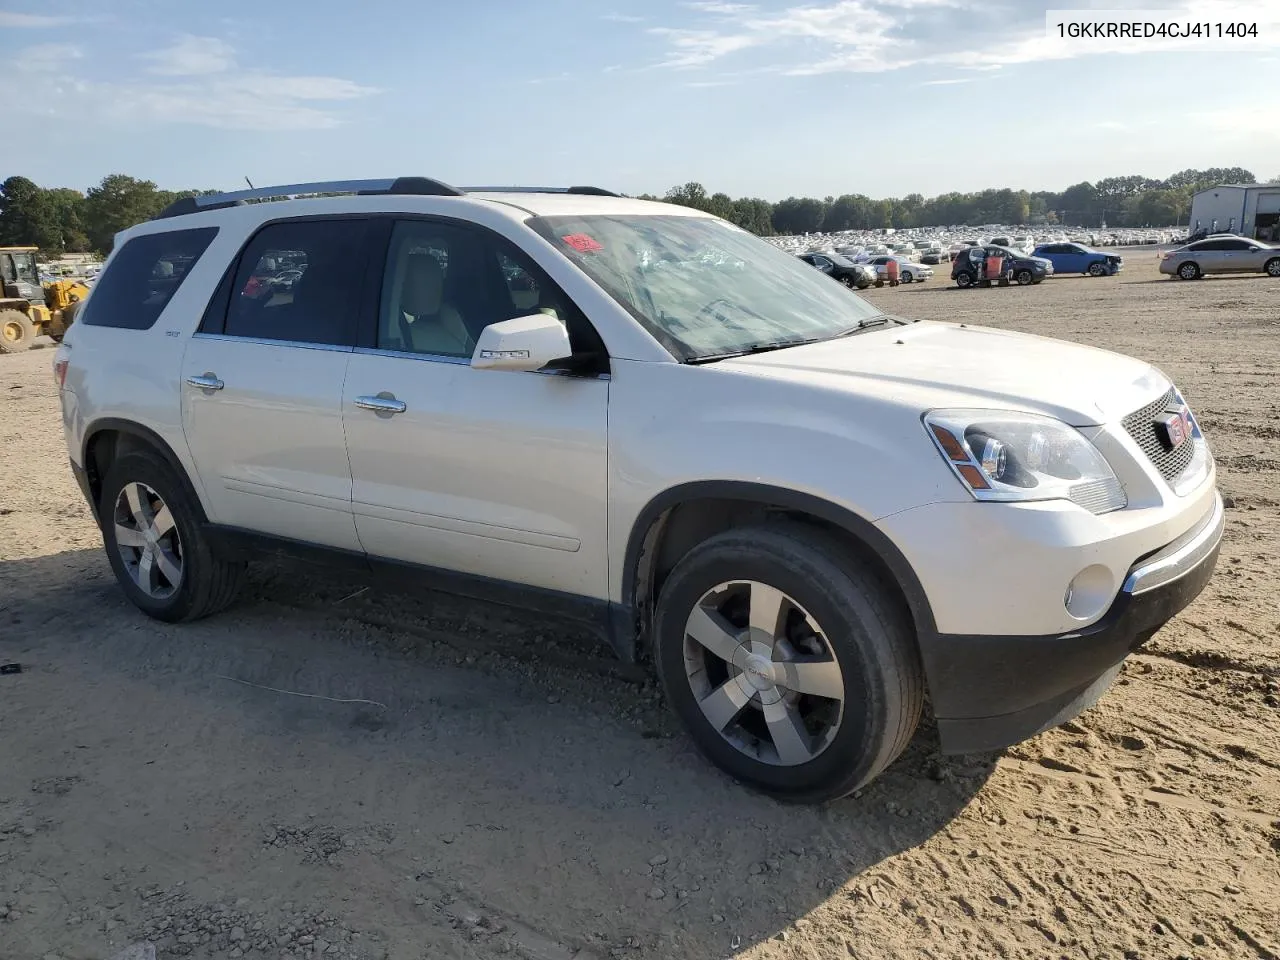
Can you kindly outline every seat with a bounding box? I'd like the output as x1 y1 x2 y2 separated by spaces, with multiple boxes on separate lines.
396 253 474 357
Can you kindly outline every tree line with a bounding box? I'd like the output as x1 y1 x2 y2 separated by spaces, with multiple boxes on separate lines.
0 167 1267 255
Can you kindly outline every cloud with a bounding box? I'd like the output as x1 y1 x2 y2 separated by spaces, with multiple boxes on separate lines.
141 35 236 76
15 34 377 131
0 11 74 27
647 0 1280 75
918 77 972 85
14 43 83 73
601 12 645 22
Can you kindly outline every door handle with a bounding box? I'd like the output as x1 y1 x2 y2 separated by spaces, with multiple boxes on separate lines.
186 373 224 390
354 394 407 414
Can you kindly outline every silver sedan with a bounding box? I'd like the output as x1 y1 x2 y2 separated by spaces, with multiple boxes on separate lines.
1160 236 1280 279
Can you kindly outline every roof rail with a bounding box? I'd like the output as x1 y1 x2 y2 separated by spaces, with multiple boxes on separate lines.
151 176 466 220
462 185 621 197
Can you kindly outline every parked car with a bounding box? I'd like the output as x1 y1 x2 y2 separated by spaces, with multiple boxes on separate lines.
951 245 1052 287
920 250 948 265
796 252 876 289
1032 243 1123 277
1159 236 1280 279
56 176 1222 804
867 255 933 282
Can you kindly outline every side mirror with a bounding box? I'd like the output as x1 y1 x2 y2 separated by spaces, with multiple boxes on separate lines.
470 313 572 372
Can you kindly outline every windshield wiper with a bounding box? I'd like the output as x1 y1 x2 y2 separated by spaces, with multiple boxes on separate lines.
834 314 896 336
684 316 901 364
686 336 825 364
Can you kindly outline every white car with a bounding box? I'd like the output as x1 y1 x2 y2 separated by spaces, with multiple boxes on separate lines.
55 177 1223 803
866 255 934 282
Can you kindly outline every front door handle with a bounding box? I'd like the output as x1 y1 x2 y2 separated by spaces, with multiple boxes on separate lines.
186 373 224 390
354 394 407 414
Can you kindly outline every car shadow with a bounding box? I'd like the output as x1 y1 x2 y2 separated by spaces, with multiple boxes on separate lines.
2 549 996 959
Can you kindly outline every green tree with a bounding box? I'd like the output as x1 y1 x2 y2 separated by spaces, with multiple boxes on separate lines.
663 182 712 212
0 176 62 251
45 188 90 252
772 197 826 234
83 174 178 253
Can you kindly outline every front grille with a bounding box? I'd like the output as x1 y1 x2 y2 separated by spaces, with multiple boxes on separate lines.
1122 387 1197 484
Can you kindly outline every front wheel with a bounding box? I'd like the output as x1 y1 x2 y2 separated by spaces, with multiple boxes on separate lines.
900 273 913 283
100 452 246 622
1015 269 1034 285
652 524 923 803
840 275 855 288
1087 262 1107 277
0 310 35 354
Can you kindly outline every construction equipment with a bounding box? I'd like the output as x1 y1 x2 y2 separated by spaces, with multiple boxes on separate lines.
0 246 92 354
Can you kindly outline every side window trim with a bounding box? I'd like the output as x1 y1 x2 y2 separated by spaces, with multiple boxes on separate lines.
211 214 377 349
358 214 610 375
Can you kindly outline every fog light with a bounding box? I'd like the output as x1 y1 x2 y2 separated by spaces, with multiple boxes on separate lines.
1065 565 1114 621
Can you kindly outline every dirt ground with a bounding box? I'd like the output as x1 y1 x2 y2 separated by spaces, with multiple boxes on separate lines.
1 251 1277 960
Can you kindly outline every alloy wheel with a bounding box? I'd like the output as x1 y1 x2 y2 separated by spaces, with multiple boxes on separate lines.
113 482 184 599
682 580 845 766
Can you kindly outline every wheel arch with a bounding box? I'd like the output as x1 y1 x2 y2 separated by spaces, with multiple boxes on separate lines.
618 481 936 661
82 418 209 524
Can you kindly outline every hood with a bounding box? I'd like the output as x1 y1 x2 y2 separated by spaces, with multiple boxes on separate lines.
720 321 1166 426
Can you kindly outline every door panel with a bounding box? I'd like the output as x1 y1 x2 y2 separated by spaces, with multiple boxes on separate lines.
343 354 608 596
341 217 611 600
182 336 360 550
178 216 376 552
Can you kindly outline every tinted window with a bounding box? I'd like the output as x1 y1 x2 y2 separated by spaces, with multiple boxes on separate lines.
1192 240 1233 251
224 219 371 346
1222 240 1251 251
377 220 601 360
80 227 218 330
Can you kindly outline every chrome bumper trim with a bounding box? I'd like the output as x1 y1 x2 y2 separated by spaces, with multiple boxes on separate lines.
1123 492 1225 596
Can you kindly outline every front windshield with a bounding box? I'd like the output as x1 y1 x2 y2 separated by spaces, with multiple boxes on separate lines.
528 214 884 360
12 253 38 284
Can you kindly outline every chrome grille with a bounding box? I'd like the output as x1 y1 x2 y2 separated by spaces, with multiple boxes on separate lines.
1122 387 1197 484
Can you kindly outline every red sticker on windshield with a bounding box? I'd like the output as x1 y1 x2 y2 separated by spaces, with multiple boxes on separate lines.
561 233 603 253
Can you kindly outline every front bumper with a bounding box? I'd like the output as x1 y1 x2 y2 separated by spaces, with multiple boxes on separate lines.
919 491 1224 754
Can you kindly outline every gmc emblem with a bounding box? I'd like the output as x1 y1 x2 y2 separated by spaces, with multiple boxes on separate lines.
1156 407 1194 450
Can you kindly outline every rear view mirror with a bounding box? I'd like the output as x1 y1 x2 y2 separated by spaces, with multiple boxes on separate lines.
470 313 572 372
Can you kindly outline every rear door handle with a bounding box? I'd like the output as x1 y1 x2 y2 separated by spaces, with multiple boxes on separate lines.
186 373 224 390
354 394 407 414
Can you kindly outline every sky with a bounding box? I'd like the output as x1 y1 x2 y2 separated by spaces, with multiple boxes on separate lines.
5 0 1279 200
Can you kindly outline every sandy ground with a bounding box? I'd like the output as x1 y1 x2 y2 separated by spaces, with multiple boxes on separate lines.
1 251 1277 960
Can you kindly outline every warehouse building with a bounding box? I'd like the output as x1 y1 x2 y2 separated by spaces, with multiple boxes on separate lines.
1188 183 1280 242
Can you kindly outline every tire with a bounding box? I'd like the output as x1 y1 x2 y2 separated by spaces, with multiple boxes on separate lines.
901 272 913 283
652 523 923 804
1087 262 1106 277
839 275 855 288
1265 257 1280 278
99 451 245 622
0 309 35 355
1177 262 1200 280
1015 269 1033 285
955 271 973 288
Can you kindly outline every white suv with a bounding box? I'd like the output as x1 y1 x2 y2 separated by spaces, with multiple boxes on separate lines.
54 178 1224 803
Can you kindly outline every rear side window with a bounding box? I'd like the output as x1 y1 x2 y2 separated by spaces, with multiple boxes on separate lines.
223 219 372 347
80 227 218 330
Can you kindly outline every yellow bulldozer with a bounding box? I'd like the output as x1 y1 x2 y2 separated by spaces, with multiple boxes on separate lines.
1 246 92 354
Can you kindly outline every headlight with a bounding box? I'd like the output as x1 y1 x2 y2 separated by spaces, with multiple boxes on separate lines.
924 410 1127 514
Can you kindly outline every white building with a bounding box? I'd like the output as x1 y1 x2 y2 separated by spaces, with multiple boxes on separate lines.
1188 183 1280 241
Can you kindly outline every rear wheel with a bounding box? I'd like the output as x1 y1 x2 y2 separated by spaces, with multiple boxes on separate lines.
955 271 974 288
1265 257 1280 277
0 310 35 354
1087 262 1106 277
1178 261 1201 280
100 452 245 622
652 524 923 803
